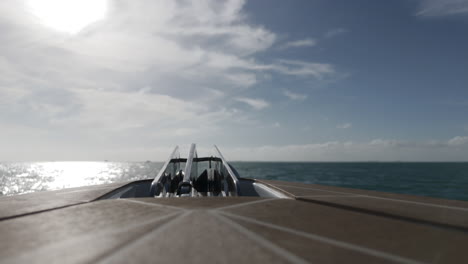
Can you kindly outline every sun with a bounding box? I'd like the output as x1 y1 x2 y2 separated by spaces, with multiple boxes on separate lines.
27 0 108 34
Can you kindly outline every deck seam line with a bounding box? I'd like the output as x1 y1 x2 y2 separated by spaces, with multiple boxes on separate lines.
99 211 182 237
6 211 182 263
0 202 88 222
273 184 468 211
297 198 468 233
213 198 277 211
219 211 424 264
89 211 182 263
96 211 192 264
118 198 188 211
55 187 115 195
256 180 297 198
211 211 309 264
299 194 363 198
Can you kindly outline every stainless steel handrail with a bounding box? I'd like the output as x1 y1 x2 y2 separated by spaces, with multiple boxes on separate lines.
214 145 240 196
178 143 197 196
150 144 239 197
183 143 197 183
149 146 179 196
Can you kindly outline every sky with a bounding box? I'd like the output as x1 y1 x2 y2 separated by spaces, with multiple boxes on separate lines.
0 0 468 161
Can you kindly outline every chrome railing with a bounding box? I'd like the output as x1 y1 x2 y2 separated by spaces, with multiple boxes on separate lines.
150 144 240 197
149 146 181 197
178 143 197 197
214 145 240 196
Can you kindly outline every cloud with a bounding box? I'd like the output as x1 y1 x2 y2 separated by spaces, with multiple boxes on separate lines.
283 90 307 101
274 60 335 79
448 136 468 146
415 0 468 16
0 0 340 161
324 28 348 38
0 0 280 87
235 97 270 110
279 38 316 49
337 123 352 129
223 136 468 161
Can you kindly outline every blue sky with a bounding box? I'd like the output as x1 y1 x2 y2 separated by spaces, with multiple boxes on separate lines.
0 0 467 161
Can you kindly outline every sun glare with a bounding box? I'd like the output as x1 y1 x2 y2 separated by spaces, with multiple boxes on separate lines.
27 0 108 34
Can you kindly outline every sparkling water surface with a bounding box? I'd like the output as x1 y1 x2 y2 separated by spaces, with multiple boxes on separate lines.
0 162 162 196
1 162 468 201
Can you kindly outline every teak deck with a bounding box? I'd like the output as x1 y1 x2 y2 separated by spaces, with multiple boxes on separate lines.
1 180 467 263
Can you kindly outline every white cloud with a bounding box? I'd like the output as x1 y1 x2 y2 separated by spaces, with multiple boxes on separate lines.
324 28 348 38
0 0 342 161
415 0 468 16
235 97 270 110
448 136 468 146
0 0 280 86
274 60 335 79
283 90 307 101
0 0 337 92
280 38 316 49
67 89 207 130
223 136 468 161
337 123 352 129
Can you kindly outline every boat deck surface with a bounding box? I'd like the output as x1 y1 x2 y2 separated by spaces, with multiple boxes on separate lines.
1 180 467 263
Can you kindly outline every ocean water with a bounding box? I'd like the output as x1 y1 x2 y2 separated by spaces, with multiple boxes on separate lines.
231 162 468 201
0 162 163 196
1 161 468 201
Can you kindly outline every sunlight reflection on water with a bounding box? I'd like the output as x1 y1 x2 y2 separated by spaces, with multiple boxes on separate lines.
2 162 468 201
0 161 162 196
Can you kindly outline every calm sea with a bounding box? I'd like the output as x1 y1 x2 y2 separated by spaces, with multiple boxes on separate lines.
1 162 467 201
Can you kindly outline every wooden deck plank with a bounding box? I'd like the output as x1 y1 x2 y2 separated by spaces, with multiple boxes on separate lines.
97 210 295 264
1 180 468 263
0 182 131 220
0 200 178 263
259 179 468 230
259 179 468 208
298 195 468 230
222 198 468 263
129 196 269 209
225 216 398 264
